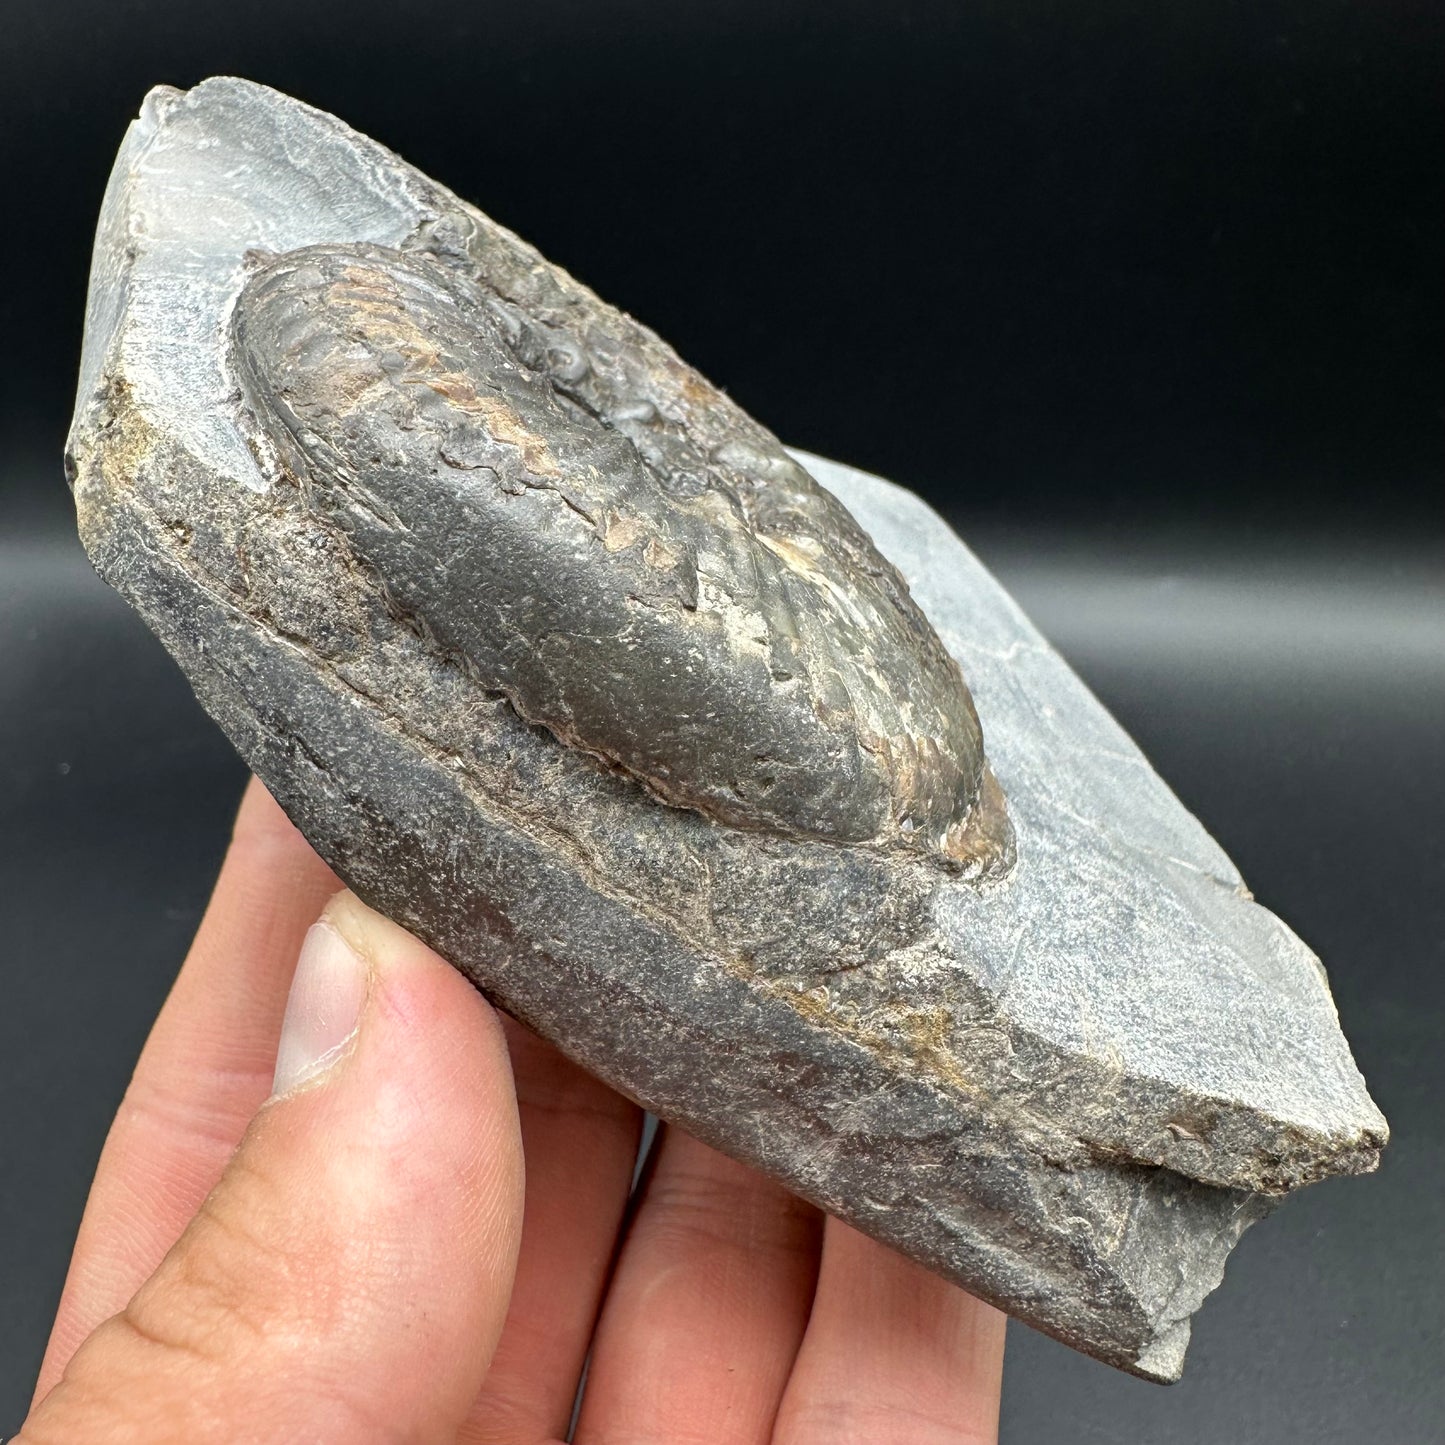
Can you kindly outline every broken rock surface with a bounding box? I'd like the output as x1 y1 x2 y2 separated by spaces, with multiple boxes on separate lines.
68 77 1387 1380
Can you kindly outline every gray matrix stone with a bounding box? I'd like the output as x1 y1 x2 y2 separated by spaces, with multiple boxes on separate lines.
68 77 1387 1380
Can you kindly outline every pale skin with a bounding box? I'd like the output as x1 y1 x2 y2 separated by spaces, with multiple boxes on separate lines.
17 778 1005 1444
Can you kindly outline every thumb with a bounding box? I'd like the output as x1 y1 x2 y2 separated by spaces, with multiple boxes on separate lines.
20 892 525 1445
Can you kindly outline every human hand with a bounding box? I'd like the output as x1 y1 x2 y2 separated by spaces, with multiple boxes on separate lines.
18 778 1004 1444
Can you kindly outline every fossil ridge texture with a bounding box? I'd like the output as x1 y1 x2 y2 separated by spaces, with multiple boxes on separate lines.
69 78 1387 1381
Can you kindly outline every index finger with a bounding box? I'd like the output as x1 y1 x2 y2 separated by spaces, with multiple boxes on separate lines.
31 776 339 1406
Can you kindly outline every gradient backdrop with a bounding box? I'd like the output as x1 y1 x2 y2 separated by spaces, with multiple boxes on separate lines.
1 2 1441 1439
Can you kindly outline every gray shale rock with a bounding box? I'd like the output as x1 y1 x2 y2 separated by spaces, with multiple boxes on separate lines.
68 77 1387 1380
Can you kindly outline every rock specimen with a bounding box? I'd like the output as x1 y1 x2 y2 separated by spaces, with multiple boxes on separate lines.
68 77 1387 1381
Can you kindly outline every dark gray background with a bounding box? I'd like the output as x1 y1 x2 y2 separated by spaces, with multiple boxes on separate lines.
1 2 1440 1439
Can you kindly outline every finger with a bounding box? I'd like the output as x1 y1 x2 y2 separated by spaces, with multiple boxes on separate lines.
456 1019 642 1444
772 1219 1005 1445
18 893 525 1445
33 778 338 1402
575 1128 823 1445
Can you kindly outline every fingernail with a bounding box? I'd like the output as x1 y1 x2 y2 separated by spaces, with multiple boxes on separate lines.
271 920 369 1096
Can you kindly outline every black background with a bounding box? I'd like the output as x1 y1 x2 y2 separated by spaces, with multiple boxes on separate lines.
1 2 1441 1439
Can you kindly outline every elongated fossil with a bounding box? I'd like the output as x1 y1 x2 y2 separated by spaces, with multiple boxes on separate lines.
231 241 1014 876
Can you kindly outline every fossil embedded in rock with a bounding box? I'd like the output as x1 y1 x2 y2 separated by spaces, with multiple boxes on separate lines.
69 76 1387 1381
229 241 1013 875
